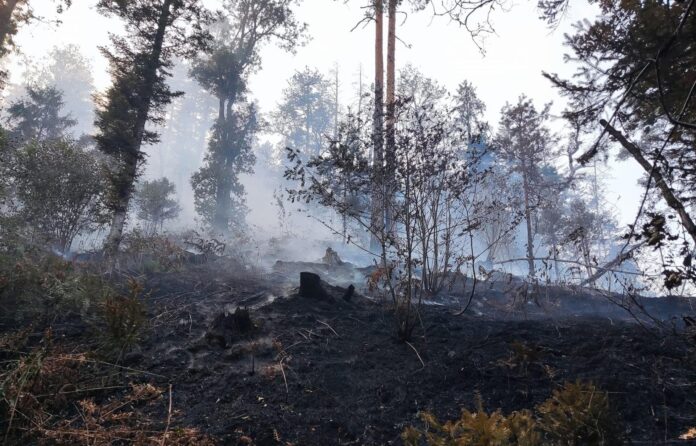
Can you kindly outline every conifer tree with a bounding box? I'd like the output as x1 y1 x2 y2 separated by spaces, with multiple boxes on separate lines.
190 0 305 234
494 96 559 280
94 0 211 254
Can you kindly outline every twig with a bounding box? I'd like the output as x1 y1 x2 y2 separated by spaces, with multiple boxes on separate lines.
279 360 289 401
56 356 168 378
405 341 425 368
317 320 340 337
161 384 173 446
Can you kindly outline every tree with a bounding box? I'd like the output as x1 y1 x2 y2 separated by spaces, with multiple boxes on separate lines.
273 67 334 158
134 178 181 235
543 0 696 288
94 0 211 255
5 85 76 142
494 96 559 281
190 1 305 234
191 100 258 232
0 0 71 90
9 138 105 253
22 44 96 136
537 191 566 281
366 0 502 246
286 82 491 338
371 0 385 250
453 80 487 145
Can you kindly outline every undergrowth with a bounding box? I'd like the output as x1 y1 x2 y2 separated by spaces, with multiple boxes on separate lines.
122 230 187 273
98 277 149 358
0 330 214 445
402 381 622 446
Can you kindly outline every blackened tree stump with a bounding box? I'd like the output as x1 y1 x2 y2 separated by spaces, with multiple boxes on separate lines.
300 272 326 298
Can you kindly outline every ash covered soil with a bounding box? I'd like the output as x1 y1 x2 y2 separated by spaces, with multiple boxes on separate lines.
116 257 696 445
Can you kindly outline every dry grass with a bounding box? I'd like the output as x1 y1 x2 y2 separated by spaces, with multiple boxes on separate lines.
402 381 621 446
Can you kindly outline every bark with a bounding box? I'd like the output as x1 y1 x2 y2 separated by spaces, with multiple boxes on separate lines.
213 164 231 233
370 0 385 251
103 0 173 255
601 119 696 246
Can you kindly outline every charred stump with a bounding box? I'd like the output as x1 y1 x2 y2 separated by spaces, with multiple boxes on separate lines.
343 284 355 301
206 307 254 348
300 272 327 299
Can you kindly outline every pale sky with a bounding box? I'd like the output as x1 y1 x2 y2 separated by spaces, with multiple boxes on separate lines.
9 0 643 226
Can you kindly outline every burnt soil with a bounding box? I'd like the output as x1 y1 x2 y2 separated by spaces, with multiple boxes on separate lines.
128 259 696 445
6 258 696 445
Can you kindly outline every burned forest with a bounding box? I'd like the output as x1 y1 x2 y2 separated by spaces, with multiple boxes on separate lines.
3 0 696 444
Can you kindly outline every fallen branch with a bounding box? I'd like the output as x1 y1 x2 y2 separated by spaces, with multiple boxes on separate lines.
493 256 650 277
580 242 646 286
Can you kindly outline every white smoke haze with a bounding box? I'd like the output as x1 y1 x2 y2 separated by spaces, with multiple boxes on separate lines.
1 0 692 300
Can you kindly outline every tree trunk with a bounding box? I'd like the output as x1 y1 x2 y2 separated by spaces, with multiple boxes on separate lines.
0 0 21 91
522 168 535 280
580 235 594 284
370 0 384 251
552 240 560 282
384 0 397 236
213 171 231 233
213 97 231 234
103 0 173 255
103 154 138 254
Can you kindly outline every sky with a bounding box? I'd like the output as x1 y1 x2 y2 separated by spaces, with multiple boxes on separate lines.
8 0 643 227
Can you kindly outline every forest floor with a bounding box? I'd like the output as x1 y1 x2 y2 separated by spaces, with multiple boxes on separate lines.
3 255 696 445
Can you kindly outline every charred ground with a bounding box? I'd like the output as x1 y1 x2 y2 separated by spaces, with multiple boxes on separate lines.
3 256 693 445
